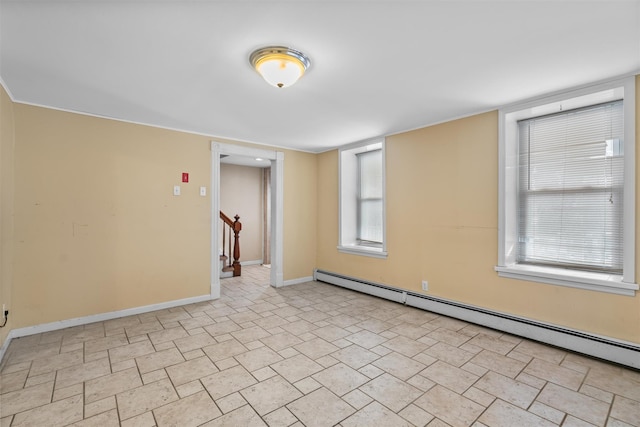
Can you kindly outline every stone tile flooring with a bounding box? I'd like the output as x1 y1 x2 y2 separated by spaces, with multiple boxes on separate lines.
1 265 639 426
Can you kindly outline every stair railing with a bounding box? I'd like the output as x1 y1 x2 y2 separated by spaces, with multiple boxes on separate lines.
220 211 242 277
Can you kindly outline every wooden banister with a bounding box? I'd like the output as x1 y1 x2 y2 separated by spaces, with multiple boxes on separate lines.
220 211 242 277
219 211 234 227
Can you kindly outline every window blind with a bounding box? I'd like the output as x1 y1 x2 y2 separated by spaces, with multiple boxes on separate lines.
517 100 624 272
357 149 383 243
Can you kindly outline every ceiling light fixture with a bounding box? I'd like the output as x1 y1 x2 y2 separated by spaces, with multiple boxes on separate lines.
250 46 310 88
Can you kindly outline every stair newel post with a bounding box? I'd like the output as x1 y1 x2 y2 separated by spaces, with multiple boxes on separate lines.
232 214 242 277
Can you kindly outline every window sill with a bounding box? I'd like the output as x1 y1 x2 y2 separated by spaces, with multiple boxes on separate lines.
495 264 638 296
338 245 388 259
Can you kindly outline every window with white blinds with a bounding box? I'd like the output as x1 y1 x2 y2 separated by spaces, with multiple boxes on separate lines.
339 139 387 258
517 100 624 272
357 149 383 244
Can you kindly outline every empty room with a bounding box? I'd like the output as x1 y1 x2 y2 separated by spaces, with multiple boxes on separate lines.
0 1 639 426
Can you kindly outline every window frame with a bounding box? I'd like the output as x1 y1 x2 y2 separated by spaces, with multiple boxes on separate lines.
496 77 637 296
338 138 387 258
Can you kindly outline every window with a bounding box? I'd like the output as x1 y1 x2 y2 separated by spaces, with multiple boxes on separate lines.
518 101 623 272
496 78 637 296
357 149 383 246
339 139 387 258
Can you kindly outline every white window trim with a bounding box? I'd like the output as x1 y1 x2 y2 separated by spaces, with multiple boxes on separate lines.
496 77 637 296
338 138 388 258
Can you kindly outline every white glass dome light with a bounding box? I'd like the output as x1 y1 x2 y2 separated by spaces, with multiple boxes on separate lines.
250 46 310 88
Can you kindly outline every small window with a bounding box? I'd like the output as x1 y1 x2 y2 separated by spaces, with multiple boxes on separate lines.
357 149 383 246
339 139 387 258
496 78 637 296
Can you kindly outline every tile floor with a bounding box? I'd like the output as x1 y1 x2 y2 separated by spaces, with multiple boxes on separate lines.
1 265 639 426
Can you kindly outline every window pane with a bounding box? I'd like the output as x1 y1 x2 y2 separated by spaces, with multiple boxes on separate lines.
517 101 624 272
358 149 383 243
519 188 623 269
359 199 383 243
359 150 382 199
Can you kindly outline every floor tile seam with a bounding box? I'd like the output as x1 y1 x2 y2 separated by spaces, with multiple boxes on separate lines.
355 387 428 423
280 386 351 427
535 381 615 427
603 395 616 427
187 378 232 423
612 390 640 406
0 367 30 392
530 350 592 378
274 360 376 397
258 398 302 426
582 383 624 406
521 358 593 394
114 377 178 424
474 397 529 426
4 379 58 421
81 380 88 423
523 372 556 422
533 403 569 426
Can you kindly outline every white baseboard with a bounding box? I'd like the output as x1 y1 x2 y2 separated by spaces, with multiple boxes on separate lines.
314 269 640 370
283 276 314 287
0 294 212 364
240 259 264 266
0 330 16 366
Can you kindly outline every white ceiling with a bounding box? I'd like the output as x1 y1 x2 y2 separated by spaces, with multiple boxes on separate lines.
1 1 639 153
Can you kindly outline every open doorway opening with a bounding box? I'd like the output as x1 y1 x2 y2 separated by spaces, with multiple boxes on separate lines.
218 155 270 277
210 142 283 299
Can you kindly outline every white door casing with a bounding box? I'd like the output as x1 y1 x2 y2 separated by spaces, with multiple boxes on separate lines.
210 142 284 298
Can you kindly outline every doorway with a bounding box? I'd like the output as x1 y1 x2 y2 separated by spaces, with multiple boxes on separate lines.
219 155 270 273
210 142 284 299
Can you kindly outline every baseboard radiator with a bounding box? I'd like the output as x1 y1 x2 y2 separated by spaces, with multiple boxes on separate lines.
313 269 640 370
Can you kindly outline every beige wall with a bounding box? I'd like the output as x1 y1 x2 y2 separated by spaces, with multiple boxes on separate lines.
285 151 317 280
316 76 640 344
12 105 212 327
220 163 263 263
0 84 15 347
0 102 317 348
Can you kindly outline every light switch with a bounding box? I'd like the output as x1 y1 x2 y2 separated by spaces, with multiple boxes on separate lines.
173 185 181 196
200 186 207 196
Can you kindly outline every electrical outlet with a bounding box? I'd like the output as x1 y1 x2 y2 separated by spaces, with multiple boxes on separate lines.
422 280 428 291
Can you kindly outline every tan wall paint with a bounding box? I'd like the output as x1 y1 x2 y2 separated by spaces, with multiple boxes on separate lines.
0 84 15 346
4 104 317 339
12 105 212 327
317 76 640 344
284 151 317 280
220 163 263 263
